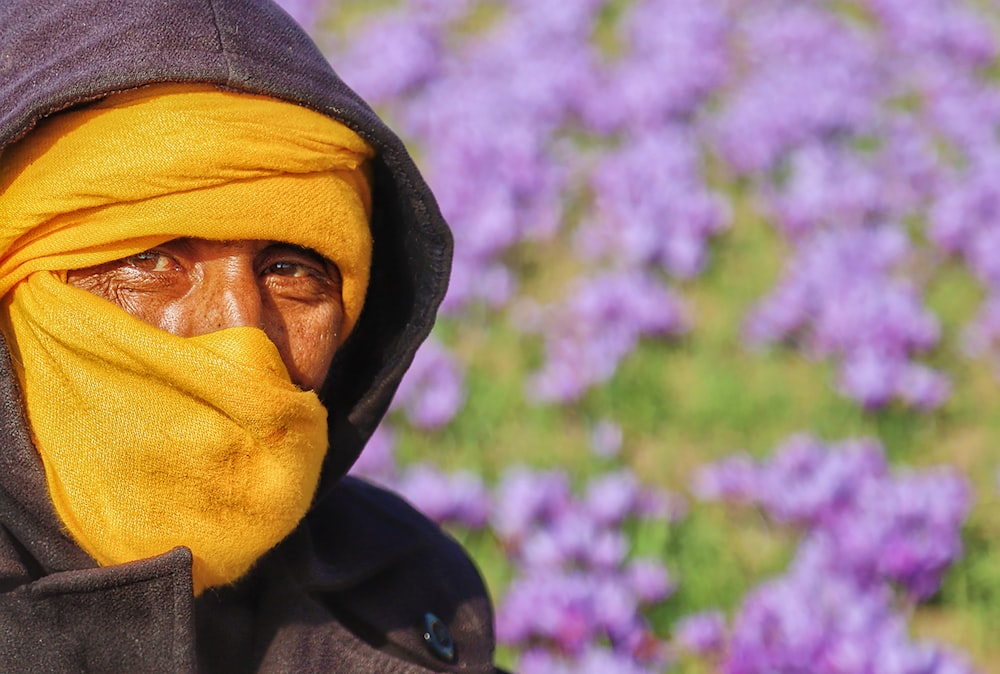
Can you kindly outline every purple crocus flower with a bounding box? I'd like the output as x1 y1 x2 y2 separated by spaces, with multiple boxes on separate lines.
872 0 998 68
271 0 324 31
745 225 945 410
519 509 628 571
578 0 730 131
334 13 444 104
393 463 491 529
763 142 884 240
527 270 688 403
391 338 466 429
711 4 880 174
497 569 663 661
755 435 887 526
624 558 675 605
583 469 643 526
697 435 972 600
576 126 729 279
347 424 398 485
491 466 573 546
517 649 573 674
722 562 977 674
674 610 727 656
827 465 972 600
519 645 660 674
692 434 975 671
692 451 760 504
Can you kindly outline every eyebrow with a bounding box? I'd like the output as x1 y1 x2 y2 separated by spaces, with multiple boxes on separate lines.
264 242 332 264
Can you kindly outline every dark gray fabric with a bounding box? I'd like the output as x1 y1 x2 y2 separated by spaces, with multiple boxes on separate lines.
0 1 503 672
0 547 197 673
196 478 499 673
0 0 453 487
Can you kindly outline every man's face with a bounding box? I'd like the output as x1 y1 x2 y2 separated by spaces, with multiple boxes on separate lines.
67 238 344 391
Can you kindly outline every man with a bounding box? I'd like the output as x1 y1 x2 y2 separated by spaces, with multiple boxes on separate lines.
0 1 501 671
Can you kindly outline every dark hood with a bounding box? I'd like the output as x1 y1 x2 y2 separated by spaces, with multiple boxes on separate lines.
0 0 451 558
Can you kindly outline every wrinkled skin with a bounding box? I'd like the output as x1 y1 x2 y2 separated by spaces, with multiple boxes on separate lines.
67 238 343 391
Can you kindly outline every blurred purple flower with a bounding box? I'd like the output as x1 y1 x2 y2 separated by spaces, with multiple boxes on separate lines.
576 126 729 279
872 0 998 68
394 463 491 529
497 569 663 661
492 462 679 670
635 486 688 522
517 649 573 674
491 466 573 546
624 558 675 605
711 5 880 174
763 142 883 240
520 509 628 571
745 225 945 410
759 435 887 526
674 610 727 656
392 338 466 429
378 2 590 315
347 424 397 485
828 466 972 600
527 270 688 403
519 645 660 674
496 571 609 654
929 148 1000 272
578 0 730 131
334 13 443 104
271 0 323 31
898 363 952 411
692 451 760 504
721 568 975 674
837 348 905 410
584 469 643 526
963 297 1000 367
696 433 974 661
578 644 665 674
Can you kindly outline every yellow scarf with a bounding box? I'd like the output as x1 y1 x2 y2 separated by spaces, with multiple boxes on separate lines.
0 85 375 593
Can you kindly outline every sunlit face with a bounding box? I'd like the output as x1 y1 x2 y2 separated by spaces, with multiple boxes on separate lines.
66 238 344 391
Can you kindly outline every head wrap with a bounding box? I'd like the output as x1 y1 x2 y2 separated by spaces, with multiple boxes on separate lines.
0 83 375 336
0 84 375 593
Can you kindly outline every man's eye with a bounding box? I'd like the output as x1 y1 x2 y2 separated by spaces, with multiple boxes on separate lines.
264 261 321 279
258 245 340 291
126 251 174 272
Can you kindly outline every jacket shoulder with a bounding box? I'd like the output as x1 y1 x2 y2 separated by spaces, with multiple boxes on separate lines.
302 476 499 672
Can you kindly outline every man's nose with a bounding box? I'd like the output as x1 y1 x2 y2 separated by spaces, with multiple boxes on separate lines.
190 260 265 335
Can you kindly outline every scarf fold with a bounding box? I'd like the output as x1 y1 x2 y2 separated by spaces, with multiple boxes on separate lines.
0 84 375 593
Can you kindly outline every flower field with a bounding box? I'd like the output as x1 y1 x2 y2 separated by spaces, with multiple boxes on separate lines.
280 0 1000 671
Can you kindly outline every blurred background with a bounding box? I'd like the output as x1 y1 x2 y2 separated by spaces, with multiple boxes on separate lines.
278 1 1000 671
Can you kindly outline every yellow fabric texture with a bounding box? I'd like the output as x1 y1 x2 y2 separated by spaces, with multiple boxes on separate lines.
0 84 375 594
2 276 329 594
0 83 375 335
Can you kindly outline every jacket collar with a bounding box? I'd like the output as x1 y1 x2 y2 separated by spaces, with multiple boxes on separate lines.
296 476 430 591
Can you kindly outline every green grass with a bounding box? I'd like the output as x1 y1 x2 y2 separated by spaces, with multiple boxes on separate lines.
312 1 1000 667
390 204 1000 670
